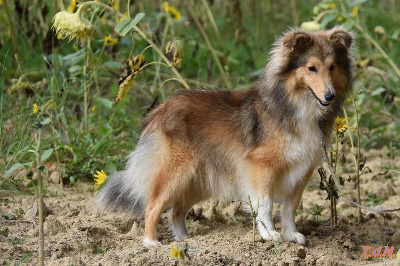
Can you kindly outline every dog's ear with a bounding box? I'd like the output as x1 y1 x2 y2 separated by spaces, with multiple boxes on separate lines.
329 28 353 49
283 31 313 51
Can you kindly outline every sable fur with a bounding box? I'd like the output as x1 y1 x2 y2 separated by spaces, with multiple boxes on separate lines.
96 26 354 247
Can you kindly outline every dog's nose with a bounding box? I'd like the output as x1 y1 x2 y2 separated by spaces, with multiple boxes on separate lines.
325 92 335 102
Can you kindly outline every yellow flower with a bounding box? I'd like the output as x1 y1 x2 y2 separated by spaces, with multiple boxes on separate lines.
104 35 118 46
352 6 359 17
163 2 182 21
68 0 76 13
100 15 105 25
358 58 370 68
336 16 344 22
170 244 184 260
91 106 96 112
94 170 107 189
52 9 94 43
118 12 129 22
327 2 337 9
32 103 39 114
334 117 355 133
0 0 3 5
112 0 119 11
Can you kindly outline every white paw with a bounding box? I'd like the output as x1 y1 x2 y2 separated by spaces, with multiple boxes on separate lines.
283 231 306 245
173 231 189 241
259 229 281 242
170 220 189 241
143 237 161 248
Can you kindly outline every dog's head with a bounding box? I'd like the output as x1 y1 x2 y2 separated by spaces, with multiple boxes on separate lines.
271 27 354 108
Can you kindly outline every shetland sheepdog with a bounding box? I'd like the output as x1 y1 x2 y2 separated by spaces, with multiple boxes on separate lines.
96 27 354 247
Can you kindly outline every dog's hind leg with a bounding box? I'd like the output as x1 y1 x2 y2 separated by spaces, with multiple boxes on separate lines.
170 180 206 241
143 176 171 248
143 143 196 247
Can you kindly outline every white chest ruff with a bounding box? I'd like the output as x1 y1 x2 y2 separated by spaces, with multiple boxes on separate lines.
283 119 323 192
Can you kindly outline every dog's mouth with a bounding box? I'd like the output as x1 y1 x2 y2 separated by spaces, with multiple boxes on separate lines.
308 87 330 107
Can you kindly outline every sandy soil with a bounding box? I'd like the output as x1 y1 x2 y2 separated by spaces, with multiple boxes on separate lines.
1 149 400 266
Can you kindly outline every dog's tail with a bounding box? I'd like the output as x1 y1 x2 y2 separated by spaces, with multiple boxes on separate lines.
95 132 163 214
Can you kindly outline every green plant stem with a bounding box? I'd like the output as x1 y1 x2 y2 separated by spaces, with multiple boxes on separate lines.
140 61 170 71
330 136 339 226
314 10 335 23
83 40 91 133
35 130 44 266
334 136 339 173
289 0 299 26
145 70 212 88
186 40 240 65
247 196 257 245
132 24 189 89
353 22 400 79
151 15 170 96
78 1 189 89
3 0 22 69
160 78 185 90
188 8 232 88
200 0 224 49
353 100 362 222
346 97 362 222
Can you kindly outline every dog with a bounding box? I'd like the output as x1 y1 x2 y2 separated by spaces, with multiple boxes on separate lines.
96 27 354 247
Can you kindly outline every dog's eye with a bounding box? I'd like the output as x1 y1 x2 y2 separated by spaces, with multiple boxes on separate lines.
329 65 335 71
308 66 317 72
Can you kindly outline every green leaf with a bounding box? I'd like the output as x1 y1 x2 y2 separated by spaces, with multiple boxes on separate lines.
63 49 85 64
41 118 51 125
68 65 82 74
92 129 114 155
40 148 54 163
371 87 386 96
0 180 25 195
3 213 16 220
348 0 368 7
26 179 38 188
0 229 8 237
104 61 124 69
320 12 338 27
4 163 24 178
96 97 115 109
114 13 145 37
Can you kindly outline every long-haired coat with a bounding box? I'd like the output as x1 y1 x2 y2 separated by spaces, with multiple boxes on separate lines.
96 27 354 247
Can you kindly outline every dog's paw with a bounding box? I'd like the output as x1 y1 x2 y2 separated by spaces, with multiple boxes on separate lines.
283 231 306 245
260 229 281 242
143 237 161 248
173 231 189 241
171 223 189 241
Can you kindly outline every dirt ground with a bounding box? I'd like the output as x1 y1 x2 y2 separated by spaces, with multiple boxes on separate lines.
1 149 400 265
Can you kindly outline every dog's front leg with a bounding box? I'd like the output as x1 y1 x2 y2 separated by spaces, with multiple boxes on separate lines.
281 197 306 245
280 168 313 246
256 196 281 242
